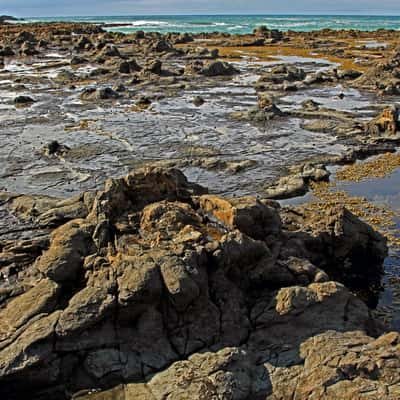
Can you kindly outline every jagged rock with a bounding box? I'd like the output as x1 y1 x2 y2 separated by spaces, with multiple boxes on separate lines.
353 47 400 94
253 25 283 41
14 31 36 45
256 65 306 89
151 39 174 53
36 194 92 226
20 41 39 56
73 284 400 400
148 347 267 400
0 168 392 399
7 193 60 221
250 281 372 348
115 254 163 321
0 46 14 56
140 201 202 238
74 36 93 51
268 330 400 399
280 205 387 292
365 105 399 137
141 59 162 75
98 44 121 58
200 61 239 77
118 59 141 74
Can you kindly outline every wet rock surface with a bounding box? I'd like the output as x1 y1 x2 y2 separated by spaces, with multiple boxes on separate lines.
1 22 400 400
2 22 399 199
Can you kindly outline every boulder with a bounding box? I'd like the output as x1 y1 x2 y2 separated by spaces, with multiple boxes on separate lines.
265 164 330 200
80 87 121 101
141 59 162 75
41 140 70 157
253 25 283 41
151 39 174 53
98 44 121 58
19 41 39 56
192 96 205 106
118 59 141 74
14 31 36 45
256 65 306 87
0 46 15 57
14 95 35 104
365 106 399 137
74 36 93 51
200 61 239 77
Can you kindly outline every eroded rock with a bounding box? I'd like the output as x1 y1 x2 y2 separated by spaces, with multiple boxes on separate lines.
0 168 392 399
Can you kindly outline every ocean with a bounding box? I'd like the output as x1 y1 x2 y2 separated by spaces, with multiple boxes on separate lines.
21 15 400 34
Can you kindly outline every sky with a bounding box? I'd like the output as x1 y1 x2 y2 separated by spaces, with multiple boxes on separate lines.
1 0 400 17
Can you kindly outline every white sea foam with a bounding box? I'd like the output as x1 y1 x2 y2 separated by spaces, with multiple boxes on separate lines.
127 20 170 26
22 15 400 34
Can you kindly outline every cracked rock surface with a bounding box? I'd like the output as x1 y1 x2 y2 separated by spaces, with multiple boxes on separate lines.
0 167 397 399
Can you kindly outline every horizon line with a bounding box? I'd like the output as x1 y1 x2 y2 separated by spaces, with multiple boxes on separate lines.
13 12 400 18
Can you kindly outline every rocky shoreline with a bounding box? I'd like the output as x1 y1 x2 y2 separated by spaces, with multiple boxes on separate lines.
0 22 400 399
0 166 396 399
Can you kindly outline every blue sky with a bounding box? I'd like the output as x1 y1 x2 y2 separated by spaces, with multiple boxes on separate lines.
1 0 400 17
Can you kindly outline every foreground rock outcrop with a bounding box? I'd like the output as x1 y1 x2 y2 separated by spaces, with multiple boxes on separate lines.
0 167 395 399
74 330 400 400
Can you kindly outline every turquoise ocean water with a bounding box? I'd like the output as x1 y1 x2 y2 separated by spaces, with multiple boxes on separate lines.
22 15 400 34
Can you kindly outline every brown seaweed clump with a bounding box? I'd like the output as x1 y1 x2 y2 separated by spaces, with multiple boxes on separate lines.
335 152 400 182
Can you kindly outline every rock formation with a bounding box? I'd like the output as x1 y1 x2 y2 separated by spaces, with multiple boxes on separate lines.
354 47 400 95
0 167 396 400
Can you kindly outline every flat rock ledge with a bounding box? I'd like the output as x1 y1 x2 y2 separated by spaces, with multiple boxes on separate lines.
0 167 396 400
